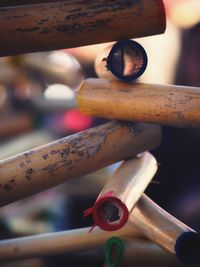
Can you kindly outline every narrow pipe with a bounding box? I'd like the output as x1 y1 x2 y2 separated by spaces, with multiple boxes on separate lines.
0 121 161 207
0 223 141 262
78 78 200 128
0 0 166 56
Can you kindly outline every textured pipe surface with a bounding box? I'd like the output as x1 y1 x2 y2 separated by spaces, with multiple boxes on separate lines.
0 0 166 56
78 78 200 128
0 121 161 207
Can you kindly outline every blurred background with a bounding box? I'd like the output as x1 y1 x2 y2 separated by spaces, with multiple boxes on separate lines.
0 0 200 266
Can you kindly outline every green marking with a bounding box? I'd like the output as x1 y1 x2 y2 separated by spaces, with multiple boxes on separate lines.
104 237 125 267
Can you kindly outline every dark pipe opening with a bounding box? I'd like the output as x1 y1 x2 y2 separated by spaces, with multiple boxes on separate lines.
97 201 121 224
175 231 200 265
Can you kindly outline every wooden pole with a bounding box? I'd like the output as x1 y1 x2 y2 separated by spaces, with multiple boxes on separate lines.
0 121 161 207
84 152 157 231
104 239 198 267
0 223 141 262
78 78 200 128
129 194 200 265
0 0 166 56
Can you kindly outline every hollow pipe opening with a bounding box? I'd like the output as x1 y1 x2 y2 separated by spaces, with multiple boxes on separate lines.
93 196 129 231
175 231 200 265
107 39 148 81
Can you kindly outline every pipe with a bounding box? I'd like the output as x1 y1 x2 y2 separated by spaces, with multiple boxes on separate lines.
0 0 166 56
78 78 200 128
0 121 161 207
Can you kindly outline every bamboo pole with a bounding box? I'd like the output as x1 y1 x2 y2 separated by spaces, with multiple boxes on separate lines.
78 78 200 128
84 152 157 231
103 238 199 267
0 121 161 207
0 0 166 57
129 194 200 265
0 223 141 262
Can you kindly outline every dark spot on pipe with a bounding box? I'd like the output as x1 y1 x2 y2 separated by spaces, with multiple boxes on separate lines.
26 168 33 175
14 27 40 33
4 184 13 192
50 150 60 155
14 247 19 253
78 151 84 158
60 148 69 158
42 154 48 160
125 121 145 136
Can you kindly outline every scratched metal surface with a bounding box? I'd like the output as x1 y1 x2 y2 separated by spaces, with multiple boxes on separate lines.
0 0 166 56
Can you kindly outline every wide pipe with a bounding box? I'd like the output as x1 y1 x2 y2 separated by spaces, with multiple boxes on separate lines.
0 0 166 56
78 78 200 128
0 121 161 207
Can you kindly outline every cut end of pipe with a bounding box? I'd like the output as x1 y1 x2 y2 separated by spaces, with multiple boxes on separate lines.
106 39 148 82
93 196 129 231
175 231 200 265
104 237 125 267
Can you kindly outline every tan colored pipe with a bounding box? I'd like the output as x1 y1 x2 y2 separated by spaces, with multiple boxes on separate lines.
98 152 157 211
104 239 198 267
85 152 157 231
78 78 200 128
0 0 166 56
0 121 161 207
129 194 200 264
0 223 141 262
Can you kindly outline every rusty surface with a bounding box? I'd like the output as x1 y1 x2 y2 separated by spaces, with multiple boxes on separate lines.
0 120 161 207
0 0 166 56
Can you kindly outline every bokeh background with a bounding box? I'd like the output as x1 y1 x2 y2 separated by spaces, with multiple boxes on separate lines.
0 0 200 266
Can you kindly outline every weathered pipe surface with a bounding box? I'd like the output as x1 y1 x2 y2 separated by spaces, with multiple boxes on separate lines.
78 79 200 128
0 121 161 207
0 0 166 56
